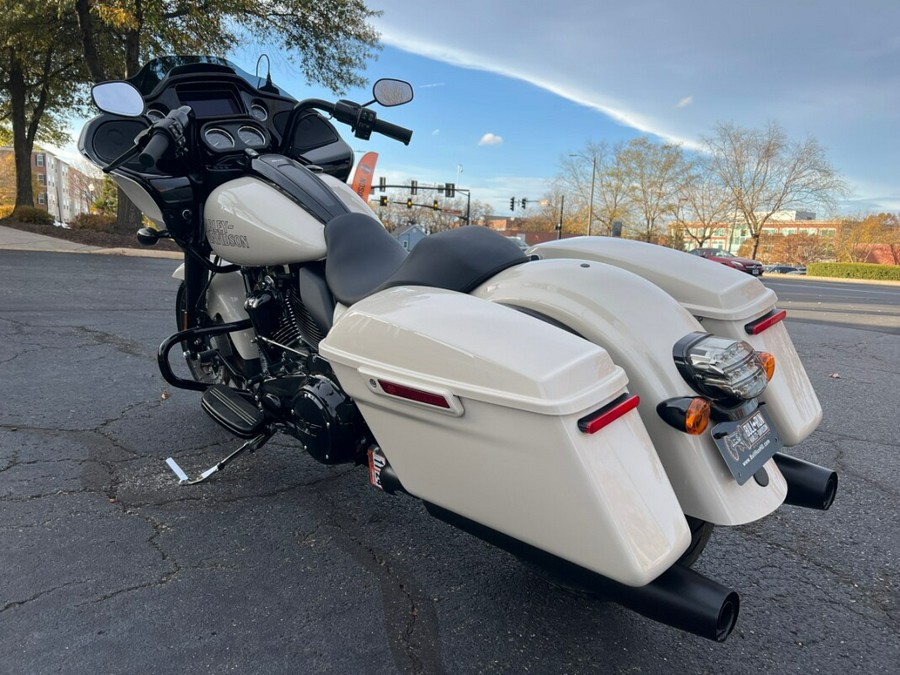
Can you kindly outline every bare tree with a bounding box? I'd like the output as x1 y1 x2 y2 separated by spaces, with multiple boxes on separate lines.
618 137 686 243
671 156 732 250
557 141 631 236
703 122 846 258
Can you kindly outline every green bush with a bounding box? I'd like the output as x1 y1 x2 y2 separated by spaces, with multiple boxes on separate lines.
12 206 55 225
69 212 117 232
807 262 900 281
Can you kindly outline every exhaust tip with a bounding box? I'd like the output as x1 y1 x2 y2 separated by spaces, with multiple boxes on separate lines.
820 473 838 511
715 592 740 642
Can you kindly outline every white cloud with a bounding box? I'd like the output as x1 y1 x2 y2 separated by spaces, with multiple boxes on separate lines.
478 133 503 146
372 1 900 210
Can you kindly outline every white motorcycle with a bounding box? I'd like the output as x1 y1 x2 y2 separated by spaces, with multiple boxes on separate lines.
80 55 837 643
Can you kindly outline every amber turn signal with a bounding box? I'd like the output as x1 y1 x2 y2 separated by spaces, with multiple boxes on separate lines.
757 351 776 381
684 398 711 435
656 396 711 435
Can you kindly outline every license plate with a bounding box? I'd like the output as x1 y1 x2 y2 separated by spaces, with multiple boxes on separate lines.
711 407 782 485
752 269 760 276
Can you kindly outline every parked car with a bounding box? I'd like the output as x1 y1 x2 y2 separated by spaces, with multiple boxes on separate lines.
689 248 764 276
764 265 808 275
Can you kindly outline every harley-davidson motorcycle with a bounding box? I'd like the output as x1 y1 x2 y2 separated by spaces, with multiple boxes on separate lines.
80 55 838 642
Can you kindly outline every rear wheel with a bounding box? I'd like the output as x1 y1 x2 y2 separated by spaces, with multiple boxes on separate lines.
679 516 714 567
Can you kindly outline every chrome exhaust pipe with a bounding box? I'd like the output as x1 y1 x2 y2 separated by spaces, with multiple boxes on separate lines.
772 452 838 511
424 502 739 642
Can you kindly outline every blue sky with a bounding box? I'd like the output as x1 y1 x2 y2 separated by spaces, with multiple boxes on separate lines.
67 0 900 216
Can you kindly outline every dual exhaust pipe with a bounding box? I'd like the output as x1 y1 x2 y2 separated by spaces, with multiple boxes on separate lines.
424 452 837 643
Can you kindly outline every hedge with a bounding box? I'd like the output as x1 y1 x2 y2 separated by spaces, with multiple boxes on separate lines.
69 212 117 232
12 206 54 225
807 262 900 281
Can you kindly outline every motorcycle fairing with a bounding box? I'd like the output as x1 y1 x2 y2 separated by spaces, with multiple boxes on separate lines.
532 237 822 446
320 286 691 586
473 258 789 526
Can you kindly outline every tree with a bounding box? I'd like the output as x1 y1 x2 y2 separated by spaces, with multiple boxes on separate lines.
0 3 87 211
834 212 900 263
671 156 733 250
703 121 846 258
617 137 686 243
557 141 631 237
72 1 380 85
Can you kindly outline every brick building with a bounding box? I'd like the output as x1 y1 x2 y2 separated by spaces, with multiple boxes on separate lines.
0 146 98 223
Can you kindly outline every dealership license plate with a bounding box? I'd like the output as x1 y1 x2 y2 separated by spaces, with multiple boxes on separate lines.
711 407 782 485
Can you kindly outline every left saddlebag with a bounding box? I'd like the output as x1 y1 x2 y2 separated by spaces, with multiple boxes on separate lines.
319 286 691 586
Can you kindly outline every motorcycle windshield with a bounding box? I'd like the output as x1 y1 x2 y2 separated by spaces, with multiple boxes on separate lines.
127 55 292 99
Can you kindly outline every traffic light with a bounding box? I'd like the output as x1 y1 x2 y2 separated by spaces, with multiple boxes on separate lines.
406 197 413 209
445 183 455 198
379 196 388 207
510 197 515 211
432 199 439 210
411 180 418 195
521 198 528 209
378 177 386 192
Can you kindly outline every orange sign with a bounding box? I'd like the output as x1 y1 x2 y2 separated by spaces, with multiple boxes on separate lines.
350 152 379 203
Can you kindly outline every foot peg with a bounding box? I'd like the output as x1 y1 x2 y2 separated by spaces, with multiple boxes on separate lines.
201 384 265 438
165 429 274 485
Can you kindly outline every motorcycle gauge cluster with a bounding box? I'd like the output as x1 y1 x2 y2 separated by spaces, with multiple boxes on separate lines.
201 120 270 153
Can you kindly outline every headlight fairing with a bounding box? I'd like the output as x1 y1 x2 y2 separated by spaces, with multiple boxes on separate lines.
673 332 771 402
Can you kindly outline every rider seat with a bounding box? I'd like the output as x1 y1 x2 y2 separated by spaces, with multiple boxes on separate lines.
324 213 529 306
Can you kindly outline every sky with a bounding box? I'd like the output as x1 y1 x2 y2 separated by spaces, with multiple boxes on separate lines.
66 0 900 216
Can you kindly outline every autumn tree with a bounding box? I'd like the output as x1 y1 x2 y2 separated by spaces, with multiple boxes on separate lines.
834 213 900 263
703 121 846 258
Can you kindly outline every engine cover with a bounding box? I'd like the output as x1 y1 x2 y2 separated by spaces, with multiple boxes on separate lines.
289 375 364 464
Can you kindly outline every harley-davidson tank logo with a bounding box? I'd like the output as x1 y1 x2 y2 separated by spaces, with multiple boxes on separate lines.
205 218 250 249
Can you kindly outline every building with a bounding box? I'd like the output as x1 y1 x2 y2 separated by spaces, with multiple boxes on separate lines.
0 146 98 223
683 212 839 255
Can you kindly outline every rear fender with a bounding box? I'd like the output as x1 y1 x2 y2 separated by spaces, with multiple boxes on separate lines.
473 258 788 526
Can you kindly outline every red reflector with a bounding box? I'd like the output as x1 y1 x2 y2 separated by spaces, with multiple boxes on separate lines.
378 380 451 409
745 309 787 335
578 394 640 434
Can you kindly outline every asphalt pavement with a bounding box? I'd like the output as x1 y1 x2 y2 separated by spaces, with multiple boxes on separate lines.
1 236 898 674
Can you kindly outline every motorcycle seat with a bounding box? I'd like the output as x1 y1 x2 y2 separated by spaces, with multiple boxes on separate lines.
325 213 528 306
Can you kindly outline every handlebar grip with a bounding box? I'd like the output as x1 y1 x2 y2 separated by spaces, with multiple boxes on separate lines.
373 118 413 145
138 132 170 169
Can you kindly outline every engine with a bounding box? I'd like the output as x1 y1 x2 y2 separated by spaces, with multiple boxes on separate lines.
246 268 369 465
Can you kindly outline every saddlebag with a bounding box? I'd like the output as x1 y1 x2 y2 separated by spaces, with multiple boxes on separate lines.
533 237 822 446
319 286 690 586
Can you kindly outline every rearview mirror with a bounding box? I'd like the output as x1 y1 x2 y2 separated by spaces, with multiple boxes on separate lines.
372 79 414 107
92 81 145 117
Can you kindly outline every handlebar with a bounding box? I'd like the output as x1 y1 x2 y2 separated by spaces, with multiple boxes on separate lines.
293 98 412 146
139 132 171 169
372 118 413 145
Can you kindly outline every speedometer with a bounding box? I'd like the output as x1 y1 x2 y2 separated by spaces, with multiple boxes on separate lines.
204 128 234 150
238 126 266 148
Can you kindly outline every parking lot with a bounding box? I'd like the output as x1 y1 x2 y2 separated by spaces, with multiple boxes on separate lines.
1 250 898 674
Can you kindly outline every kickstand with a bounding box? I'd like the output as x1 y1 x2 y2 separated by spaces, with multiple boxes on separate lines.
165 429 275 485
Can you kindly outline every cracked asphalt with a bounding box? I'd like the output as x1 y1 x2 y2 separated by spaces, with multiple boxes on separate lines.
1 250 897 674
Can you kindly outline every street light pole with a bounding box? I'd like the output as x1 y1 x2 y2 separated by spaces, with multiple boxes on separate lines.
587 155 596 236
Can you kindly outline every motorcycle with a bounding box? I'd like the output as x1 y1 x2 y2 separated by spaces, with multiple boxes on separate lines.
80 55 838 643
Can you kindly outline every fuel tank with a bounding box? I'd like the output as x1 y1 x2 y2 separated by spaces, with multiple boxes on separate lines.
204 173 376 266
